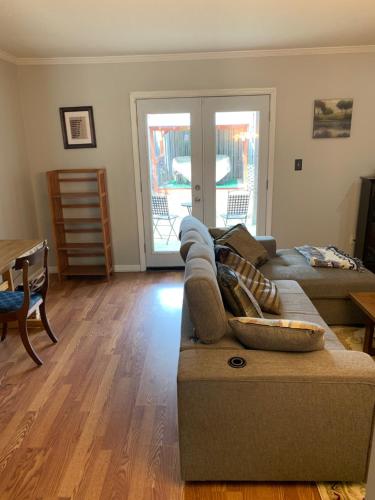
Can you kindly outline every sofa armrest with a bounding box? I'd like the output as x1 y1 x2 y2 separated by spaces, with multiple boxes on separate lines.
255 236 277 258
178 348 375 481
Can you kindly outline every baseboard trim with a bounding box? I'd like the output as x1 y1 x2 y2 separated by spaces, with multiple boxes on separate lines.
49 264 142 274
114 265 142 272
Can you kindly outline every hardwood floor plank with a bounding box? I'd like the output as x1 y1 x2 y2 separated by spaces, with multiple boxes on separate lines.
26 384 71 448
0 411 37 474
57 355 120 497
0 273 321 500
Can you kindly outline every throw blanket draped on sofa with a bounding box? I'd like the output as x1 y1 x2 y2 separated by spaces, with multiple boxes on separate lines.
295 245 364 271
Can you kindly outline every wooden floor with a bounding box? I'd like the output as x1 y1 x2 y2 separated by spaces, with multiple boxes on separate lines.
0 272 321 500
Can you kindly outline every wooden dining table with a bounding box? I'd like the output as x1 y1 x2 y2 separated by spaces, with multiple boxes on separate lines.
0 239 44 327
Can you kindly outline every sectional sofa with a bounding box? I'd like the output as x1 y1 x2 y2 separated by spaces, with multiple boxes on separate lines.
178 216 375 482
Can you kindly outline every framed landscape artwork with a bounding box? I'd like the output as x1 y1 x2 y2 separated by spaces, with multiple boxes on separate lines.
313 98 353 138
60 106 97 149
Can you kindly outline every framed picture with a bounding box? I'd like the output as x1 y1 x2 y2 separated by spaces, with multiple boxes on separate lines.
59 106 97 149
313 98 353 139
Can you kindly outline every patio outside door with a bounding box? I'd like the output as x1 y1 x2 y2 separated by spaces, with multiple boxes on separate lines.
136 94 270 268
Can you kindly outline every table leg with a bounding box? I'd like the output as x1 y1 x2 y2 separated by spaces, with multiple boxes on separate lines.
2 269 14 290
363 319 375 355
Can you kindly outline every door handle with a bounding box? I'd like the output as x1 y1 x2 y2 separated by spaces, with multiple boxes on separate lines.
194 196 201 202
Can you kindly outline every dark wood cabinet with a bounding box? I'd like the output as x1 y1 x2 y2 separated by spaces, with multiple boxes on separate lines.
355 176 375 272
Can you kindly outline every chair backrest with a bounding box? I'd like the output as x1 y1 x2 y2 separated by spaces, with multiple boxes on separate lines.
14 241 49 294
227 192 250 216
14 242 47 270
152 194 169 217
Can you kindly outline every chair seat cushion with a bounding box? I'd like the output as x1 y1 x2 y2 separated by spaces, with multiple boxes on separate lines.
0 291 42 312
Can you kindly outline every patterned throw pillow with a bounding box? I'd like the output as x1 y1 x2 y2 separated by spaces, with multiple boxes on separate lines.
215 245 280 315
229 317 325 352
214 223 268 267
216 263 263 318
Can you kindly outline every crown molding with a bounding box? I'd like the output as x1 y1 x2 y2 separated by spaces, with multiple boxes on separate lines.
0 48 17 64
14 44 375 66
1 43 375 66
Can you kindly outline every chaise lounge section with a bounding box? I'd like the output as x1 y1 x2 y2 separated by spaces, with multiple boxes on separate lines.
208 225 375 325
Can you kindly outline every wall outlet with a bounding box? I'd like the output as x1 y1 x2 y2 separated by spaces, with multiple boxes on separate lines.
295 159 303 171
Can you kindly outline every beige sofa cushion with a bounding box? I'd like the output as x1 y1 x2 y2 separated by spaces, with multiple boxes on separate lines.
180 279 344 352
260 249 375 300
180 216 213 244
184 257 227 344
229 317 325 352
268 280 344 350
186 242 216 271
180 230 206 261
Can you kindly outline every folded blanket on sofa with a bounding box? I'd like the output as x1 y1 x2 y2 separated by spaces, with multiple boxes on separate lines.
295 245 364 271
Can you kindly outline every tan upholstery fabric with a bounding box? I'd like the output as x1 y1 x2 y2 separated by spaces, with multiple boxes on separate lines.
180 216 214 247
181 280 344 352
255 236 277 258
180 230 206 261
230 316 325 352
180 304 244 350
216 246 280 314
261 248 375 299
267 280 343 350
185 242 216 271
216 263 263 318
184 257 227 344
214 223 268 266
178 348 375 481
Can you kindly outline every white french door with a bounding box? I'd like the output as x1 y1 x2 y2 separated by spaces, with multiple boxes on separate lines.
136 94 271 268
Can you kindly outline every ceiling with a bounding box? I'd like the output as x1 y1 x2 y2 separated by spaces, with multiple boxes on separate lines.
0 0 375 59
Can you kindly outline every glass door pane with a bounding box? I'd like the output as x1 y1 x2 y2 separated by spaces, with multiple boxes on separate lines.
146 113 192 253
215 111 259 234
202 95 270 235
137 97 202 267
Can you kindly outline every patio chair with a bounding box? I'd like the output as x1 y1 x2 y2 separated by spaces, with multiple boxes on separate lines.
151 194 178 244
221 191 250 226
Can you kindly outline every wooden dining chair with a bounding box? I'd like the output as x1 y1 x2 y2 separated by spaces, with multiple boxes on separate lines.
0 242 58 366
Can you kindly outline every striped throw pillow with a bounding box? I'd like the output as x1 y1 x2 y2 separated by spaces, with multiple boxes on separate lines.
216 263 263 318
215 245 281 315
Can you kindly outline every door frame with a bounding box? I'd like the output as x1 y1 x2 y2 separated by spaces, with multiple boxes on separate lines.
130 88 276 271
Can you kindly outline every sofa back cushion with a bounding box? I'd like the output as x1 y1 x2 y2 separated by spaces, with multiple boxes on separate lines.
184 257 227 344
186 242 216 272
180 216 214 261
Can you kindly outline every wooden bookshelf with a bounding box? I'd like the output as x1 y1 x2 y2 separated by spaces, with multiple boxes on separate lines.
47 168 113 280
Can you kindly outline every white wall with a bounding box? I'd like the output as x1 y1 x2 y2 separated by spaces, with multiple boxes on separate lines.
17 53 375 266
0 59 37 238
